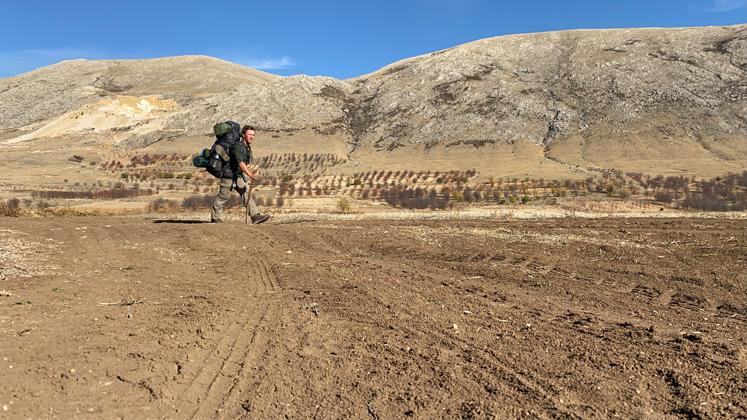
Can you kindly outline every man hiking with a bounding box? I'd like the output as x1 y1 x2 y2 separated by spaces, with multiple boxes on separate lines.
210 125 270 224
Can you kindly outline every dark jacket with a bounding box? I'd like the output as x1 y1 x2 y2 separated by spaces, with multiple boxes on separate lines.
229 141 253 179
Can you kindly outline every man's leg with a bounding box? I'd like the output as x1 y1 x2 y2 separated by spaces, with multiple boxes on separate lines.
210 178 233 222
236 176 259 218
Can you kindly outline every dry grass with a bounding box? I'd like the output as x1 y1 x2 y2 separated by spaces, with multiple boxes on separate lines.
3 194 744 222
0 229 60 280
267 208 746 223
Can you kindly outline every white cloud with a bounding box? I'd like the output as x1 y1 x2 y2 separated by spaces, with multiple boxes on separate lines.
704 0 746 12
227 55 296 70
0 48 106 78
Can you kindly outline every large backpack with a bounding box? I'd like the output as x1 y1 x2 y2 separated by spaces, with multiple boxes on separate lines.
205 121 241 178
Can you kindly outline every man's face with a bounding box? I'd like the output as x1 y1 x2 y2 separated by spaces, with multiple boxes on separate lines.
243 130 255 145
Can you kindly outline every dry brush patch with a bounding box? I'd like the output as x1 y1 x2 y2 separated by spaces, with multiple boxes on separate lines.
0 229 60 280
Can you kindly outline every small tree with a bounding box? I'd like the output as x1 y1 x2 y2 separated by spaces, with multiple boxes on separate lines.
606 181 616 196
337 197 351 212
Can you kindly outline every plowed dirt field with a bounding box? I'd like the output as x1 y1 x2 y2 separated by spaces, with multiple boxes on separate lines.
1 216 745 419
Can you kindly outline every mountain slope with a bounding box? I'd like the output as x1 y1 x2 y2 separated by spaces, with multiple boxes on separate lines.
1 25 745 179
0 56 278 131
344 25 746 153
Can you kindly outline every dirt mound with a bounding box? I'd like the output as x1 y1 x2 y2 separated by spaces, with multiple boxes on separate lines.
1 217 745 418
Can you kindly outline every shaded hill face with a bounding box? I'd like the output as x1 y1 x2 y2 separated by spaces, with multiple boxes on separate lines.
1 25 745 179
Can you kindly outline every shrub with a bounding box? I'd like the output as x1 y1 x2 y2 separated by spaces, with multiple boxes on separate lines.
337 197 351 212
181 194 216 210
462 187 474 202
399 198 428 210
429 198 449 210
682 193 746 212
0 199 21 217
148 198 180 212
654 191 674 204
279 181 289 196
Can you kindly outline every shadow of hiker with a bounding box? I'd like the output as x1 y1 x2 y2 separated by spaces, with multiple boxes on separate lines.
152 220 208 224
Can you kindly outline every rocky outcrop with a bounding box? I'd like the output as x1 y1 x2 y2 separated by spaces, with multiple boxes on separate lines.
168 75 355 136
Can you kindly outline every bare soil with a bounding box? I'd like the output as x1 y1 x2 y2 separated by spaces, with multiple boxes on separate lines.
1 216 746 419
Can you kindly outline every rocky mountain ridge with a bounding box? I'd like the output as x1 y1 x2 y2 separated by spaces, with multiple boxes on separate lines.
180 25 746 149
1 25 745 178
0 56 278 131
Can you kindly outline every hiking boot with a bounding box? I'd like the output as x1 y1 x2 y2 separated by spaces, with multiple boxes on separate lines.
210 218 226 223
251 214 270 225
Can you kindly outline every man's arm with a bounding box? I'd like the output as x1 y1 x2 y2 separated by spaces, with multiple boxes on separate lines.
239 161 258 180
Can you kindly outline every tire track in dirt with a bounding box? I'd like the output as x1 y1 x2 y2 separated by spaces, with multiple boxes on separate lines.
474 338 594 418
215 257 285 419
384 281 588 418
176 256 279 419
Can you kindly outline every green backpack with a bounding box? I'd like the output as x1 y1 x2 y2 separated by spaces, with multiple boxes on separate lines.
192 121 241 176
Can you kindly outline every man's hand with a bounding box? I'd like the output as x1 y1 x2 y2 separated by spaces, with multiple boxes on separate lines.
239 161 258 180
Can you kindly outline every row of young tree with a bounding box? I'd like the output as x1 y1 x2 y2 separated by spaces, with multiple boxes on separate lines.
350 169 477 185
101 153 191 169
48 149 747 212
153 194 290 212
256 153 345 174
628 172 747 211
31 188 157 200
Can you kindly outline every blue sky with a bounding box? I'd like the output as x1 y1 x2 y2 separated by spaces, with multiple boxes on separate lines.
0 0 744 80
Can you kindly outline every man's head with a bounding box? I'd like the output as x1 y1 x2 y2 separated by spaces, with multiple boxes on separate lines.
241 125 255 145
